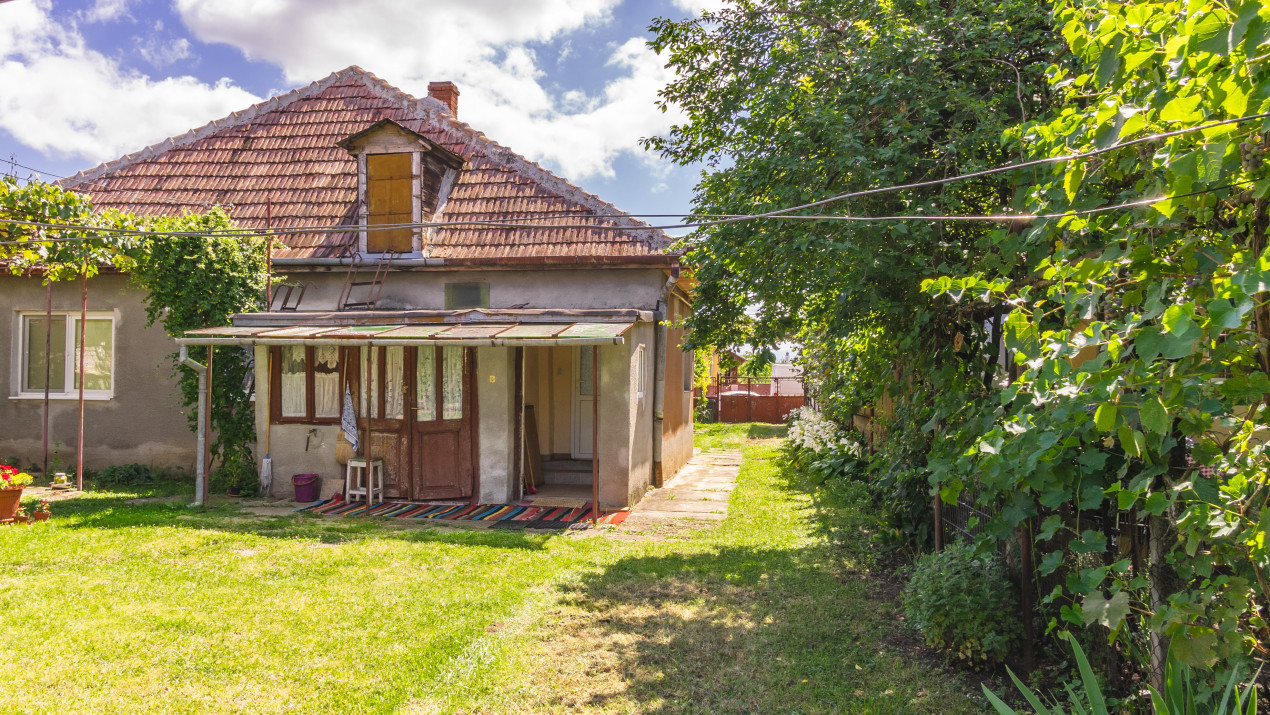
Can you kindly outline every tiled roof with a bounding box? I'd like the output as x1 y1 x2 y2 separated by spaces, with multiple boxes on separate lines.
60 67 675 261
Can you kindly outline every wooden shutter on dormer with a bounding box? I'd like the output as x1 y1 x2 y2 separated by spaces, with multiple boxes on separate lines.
366 153 414 253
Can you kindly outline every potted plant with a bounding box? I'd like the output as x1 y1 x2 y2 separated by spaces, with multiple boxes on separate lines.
32 501 50 522
50 443 69 489
0 465 34 522
10 504 27 525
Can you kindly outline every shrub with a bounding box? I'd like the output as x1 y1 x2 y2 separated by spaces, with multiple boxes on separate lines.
93 463 157 487
903 541 1020 665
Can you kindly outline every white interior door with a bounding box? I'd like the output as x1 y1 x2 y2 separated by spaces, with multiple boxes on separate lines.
571 346 596 459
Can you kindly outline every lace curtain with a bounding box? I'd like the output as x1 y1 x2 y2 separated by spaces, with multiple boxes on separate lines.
280 346 306 417
313 346 340 418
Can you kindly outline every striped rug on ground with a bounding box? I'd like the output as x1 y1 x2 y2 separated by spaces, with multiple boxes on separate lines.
294 498 628 526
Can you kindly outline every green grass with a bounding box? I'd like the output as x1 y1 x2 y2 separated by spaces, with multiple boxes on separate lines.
0 426 981 713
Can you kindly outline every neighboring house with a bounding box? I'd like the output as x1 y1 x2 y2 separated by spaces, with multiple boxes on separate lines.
770 363 804 396
2 67 694 508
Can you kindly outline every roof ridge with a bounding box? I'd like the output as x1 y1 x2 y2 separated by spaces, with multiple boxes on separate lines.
60 66 368 189
350 71 670 252
61 66 672 253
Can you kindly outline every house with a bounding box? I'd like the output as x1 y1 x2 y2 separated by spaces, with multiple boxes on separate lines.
2 67 694 508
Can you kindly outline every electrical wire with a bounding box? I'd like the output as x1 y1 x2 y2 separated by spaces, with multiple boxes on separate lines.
0 181 1255 247
1 109 1266 243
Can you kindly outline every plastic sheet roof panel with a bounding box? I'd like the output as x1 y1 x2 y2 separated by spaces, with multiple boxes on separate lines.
179 322 633 346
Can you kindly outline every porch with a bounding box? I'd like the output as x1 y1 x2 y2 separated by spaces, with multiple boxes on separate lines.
177 309 657 512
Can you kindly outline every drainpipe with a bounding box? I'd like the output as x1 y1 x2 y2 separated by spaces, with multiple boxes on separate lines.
652 266 680 488
178 345 208 507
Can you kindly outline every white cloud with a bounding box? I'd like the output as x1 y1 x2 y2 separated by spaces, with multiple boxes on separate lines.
83 0 134 23
671 0 729 14
172 0 684 180
0 1 259 164
137 36 191 67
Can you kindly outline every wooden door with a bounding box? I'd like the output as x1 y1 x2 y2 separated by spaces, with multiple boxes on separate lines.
352 346 411 499
571 346 596 459
411 346 475 500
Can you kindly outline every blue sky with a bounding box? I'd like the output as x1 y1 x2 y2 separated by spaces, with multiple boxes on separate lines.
0 0 719 223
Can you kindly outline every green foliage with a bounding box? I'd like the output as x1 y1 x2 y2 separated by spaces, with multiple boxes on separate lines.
985 633 1262 715
130 207 268 474
0 179 269 481
924 0 1270 675
211 450 257 495
738 348 775 377
92 464 158 487
902 541 1021 665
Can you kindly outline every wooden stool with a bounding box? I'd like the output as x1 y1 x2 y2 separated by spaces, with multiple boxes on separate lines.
344 457 384 504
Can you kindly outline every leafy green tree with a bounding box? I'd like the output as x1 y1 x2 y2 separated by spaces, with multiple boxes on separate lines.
926 0 1270 679
1 178 268 485
648 0 1066 546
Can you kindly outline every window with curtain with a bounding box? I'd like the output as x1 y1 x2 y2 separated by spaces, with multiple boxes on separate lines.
17 313 113 398
272 346 343 423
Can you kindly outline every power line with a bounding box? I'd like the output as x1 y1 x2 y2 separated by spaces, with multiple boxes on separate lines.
0 181 1253 247
2 109 1266 242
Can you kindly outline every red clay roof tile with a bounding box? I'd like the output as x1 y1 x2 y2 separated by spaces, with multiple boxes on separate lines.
61 67 675 262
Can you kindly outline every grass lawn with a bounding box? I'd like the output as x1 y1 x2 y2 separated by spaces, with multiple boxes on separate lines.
1 424 984 713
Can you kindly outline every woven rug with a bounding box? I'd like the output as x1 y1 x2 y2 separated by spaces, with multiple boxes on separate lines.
295 497 626 527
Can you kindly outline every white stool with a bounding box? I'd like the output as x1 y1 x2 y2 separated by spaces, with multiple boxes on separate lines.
344 457 385 505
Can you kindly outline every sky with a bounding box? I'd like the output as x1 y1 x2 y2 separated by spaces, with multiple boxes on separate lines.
0 0 724 223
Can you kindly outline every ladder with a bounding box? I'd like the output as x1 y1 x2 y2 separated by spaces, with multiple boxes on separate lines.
338 252 396 311
269 282 308 311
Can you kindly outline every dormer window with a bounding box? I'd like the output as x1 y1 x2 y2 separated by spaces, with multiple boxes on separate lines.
366 153 413 253
338 119 465 255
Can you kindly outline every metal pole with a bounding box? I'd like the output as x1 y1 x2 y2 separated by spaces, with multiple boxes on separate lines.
76 267 86 491
363 344 372 512
933 494 943 552
42 279 51 476
592 346 599 525
178 346 208 507
266 197 273 308
204 346 213 505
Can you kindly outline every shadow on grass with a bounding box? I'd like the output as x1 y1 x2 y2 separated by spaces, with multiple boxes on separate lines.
43 486 553 551
519 462 979 715
746 423 789 440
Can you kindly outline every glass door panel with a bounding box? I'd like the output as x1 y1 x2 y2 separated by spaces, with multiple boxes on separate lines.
441 346 464 420
415 347 437 421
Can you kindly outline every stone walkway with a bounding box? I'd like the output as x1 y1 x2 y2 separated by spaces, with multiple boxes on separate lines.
617 449 742 528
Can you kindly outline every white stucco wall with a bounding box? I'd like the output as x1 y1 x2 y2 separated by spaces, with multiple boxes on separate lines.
477 347 514 504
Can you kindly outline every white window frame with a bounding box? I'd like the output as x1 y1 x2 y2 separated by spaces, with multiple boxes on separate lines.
12 311 116 400
634 344 646 401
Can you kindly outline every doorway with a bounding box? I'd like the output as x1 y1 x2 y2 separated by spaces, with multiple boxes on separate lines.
352 345 476 501
571 345 595 459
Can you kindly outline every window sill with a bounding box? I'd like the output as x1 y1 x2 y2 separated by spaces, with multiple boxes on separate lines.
11 393 115 402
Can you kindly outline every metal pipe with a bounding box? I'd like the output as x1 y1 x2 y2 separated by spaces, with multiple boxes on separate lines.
178 345 208 507
651 267 680 487
592 346 599 525
76 267 86 491
173 337 627 348
42 280 51 477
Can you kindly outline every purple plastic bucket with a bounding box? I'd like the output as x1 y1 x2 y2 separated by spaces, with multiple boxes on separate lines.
292 473 320 503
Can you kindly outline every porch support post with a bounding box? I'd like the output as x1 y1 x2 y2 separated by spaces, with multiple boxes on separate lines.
363 343 372 513
43 278 51 477
204 346 213 506
76 266 86 491
513 347 524 503
592 346 599 525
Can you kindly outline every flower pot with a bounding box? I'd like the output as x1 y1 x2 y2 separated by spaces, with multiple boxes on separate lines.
0 487 23 522
228 485 243 497
32 512 49 522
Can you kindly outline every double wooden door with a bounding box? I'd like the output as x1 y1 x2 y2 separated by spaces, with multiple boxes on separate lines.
350 345 475 501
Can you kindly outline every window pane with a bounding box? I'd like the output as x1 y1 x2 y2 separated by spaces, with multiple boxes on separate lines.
24 316 66 392
384 346 404 419
416 347 436 421
280 346 307 417
441 346 463 420
73 319 113 391
579 346 595 397
313 346 340 419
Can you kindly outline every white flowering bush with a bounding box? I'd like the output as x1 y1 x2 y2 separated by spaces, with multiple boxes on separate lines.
787 407 864 456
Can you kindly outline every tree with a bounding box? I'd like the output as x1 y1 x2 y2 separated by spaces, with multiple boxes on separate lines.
1 178 268 487
924 0 1270 679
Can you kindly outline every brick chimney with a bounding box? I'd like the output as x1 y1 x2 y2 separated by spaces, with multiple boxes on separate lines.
427 82 460 118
